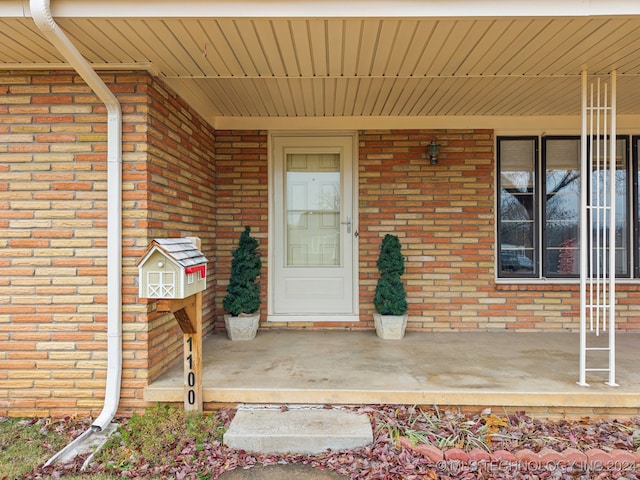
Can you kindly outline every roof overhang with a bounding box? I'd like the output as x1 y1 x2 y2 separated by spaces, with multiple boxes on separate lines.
4 0 640 18
2 1 640 129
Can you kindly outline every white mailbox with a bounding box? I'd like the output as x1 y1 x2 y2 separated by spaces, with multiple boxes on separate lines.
137 238 207 299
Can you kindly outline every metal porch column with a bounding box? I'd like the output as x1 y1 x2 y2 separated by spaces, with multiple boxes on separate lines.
578 70 618 387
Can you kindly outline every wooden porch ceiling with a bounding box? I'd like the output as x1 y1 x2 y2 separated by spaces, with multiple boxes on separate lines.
2 6 640 124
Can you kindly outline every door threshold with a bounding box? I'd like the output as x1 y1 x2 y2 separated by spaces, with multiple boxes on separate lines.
267 314 360 323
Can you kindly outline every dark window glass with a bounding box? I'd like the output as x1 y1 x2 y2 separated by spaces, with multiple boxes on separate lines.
543 138 581 277
497 135 630 279
635 137 640 277
589 137 629 277
497 137 537 277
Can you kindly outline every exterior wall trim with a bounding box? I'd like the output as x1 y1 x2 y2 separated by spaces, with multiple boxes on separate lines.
5 1 640 19
216 115 640 132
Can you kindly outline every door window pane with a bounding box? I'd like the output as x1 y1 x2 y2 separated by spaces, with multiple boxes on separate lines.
286 153 341 266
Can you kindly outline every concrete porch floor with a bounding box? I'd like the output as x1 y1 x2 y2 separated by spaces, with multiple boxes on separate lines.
144 330 640 415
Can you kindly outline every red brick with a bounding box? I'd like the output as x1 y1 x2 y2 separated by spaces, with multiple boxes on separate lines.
585 448 612 464
444 448 468 462
31 95 72 104
468 449 491 462
396 436 413 450
561 447 587 464
538 448 564 463
609 449 636 464
413 444 444 463
515 449 539 463
490 450 517 462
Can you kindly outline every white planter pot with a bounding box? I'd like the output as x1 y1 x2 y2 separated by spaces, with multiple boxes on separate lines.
373 312 407 340
224 313 260 341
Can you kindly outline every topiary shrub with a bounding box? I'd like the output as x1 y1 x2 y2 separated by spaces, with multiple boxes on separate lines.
373 234 408 315
223 226 262 316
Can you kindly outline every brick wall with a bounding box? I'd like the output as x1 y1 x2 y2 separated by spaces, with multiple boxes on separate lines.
138 75 216 385
210 128 640 333
358 129 640 332
1 71 113 417
0 71 216 418
213 131 268 328
359 129 495 330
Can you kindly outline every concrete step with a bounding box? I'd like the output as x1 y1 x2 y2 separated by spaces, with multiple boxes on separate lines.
218 464 348 479
223 407 373 454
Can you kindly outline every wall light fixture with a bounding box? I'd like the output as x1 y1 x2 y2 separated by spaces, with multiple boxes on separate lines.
429 140 440 165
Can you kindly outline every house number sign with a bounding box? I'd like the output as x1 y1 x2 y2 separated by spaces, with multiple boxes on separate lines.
178 296 203 413
185 335 198 407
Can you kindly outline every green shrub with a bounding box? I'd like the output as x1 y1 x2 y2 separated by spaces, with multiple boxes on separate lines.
373 234 408 315
223 226 262 316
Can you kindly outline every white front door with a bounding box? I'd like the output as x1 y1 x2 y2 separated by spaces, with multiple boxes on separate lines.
270 133 358 321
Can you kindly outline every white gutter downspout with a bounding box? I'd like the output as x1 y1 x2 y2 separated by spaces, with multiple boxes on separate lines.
30 0 122 435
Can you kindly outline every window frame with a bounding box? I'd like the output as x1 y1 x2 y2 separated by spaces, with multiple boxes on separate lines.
497 134 633 280
633 136 640 278
605 135 631 278
541 135 581 279
496 136 539 279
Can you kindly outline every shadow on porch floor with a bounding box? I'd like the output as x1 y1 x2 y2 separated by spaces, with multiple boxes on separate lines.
144 330 640 416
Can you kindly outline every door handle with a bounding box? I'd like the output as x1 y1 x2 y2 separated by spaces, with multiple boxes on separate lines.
341 216 352 234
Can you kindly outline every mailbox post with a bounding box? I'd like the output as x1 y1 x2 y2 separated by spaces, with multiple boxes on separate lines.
137 237 207 412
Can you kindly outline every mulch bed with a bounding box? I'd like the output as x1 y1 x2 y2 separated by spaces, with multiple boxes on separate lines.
22 405 640 479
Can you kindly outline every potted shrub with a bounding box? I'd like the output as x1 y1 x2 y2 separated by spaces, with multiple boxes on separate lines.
373 234 408 339
223 226 262 340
